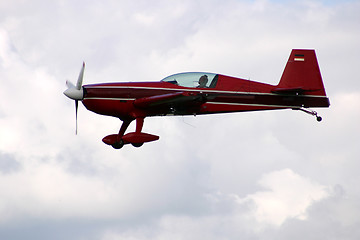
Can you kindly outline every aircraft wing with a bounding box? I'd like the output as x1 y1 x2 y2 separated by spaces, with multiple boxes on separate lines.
134 92 206 108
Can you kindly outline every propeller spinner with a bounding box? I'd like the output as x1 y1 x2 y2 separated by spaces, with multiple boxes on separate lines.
64 62 85 134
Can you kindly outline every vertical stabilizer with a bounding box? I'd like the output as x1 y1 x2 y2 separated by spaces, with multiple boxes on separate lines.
276 49 327 97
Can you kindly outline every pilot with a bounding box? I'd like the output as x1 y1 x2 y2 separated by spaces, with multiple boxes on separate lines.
197 75 208 88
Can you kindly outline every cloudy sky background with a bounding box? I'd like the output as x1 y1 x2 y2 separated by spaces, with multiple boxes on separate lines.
0 0 359 239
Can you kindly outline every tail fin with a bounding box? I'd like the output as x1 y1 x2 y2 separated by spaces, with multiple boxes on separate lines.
274 49 327 97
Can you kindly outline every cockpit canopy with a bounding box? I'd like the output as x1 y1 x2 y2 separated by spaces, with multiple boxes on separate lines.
161 72 218 88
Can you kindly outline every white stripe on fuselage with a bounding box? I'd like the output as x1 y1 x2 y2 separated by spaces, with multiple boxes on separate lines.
84 97 135 101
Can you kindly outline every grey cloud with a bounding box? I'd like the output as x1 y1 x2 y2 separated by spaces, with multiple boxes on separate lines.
0 152 21 173
0 218 107 240
266 186 360 240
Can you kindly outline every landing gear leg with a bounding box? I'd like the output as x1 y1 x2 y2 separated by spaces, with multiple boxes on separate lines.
118 120 132 139
132 117 145 147
135 117 144 133
296 108 323 122
112 120 132 149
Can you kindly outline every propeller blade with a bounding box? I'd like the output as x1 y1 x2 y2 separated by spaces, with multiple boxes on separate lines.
66 80 75 89
76 62 85 90
75 100 78 135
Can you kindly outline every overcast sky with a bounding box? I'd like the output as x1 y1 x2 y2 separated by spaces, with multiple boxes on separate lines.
0 0 359 239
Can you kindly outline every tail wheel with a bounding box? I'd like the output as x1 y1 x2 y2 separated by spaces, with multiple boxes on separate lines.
297 108 323 122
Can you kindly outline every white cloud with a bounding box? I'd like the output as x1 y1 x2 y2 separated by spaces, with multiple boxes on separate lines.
240 168 330 226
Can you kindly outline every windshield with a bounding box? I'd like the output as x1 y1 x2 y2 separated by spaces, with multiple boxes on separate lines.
161 72 218 88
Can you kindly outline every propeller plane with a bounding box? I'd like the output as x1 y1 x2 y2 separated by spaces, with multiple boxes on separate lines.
64 49 330 149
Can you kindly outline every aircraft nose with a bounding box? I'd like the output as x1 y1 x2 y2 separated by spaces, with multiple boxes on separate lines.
63 87 84 100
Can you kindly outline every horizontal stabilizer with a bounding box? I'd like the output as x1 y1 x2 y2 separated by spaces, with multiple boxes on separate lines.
271 87 305 94
271 87 321 94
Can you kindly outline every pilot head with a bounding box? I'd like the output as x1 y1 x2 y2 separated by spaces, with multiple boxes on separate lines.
198 75 208 88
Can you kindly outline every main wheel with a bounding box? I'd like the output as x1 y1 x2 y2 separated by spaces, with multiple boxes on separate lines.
132 142 144 148
112 140 124 149
316 116 322 122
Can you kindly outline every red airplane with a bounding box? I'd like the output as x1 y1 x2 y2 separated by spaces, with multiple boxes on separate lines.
64 49 330 149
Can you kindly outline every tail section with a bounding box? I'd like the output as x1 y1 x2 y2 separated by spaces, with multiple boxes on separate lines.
273 49 330 107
